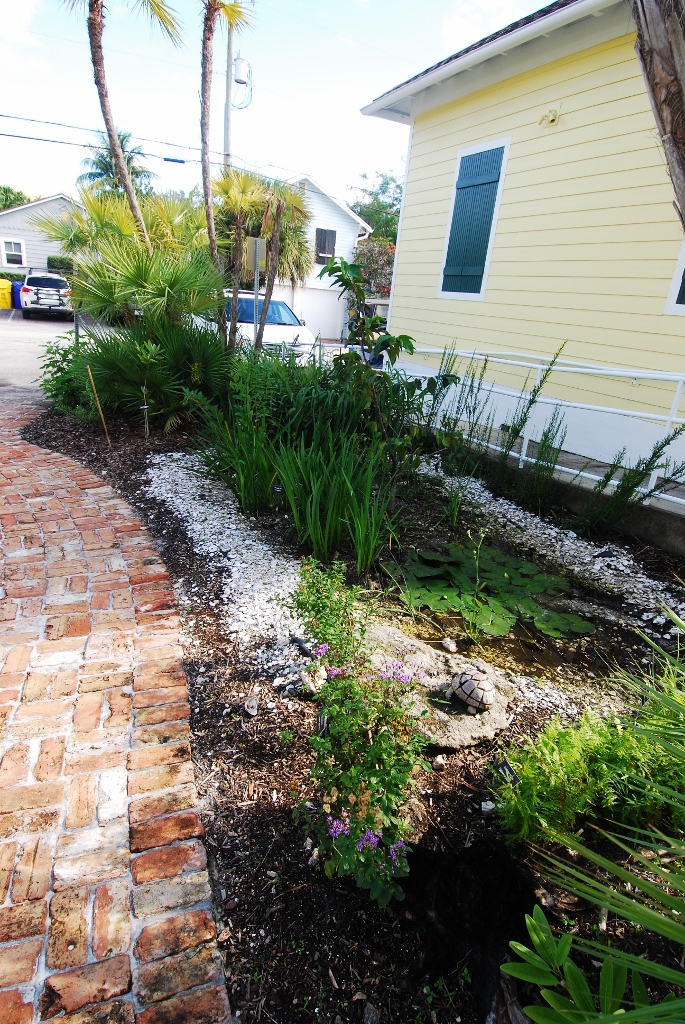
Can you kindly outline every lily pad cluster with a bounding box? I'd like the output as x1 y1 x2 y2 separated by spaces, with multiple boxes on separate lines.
385 544 595 638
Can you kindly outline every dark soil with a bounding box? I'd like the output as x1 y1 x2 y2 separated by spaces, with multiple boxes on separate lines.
21 409 684 1023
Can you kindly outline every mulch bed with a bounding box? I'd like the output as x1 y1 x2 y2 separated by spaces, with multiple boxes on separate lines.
21 409 683 1023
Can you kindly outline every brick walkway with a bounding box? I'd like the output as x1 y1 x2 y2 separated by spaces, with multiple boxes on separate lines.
0 393 229 1023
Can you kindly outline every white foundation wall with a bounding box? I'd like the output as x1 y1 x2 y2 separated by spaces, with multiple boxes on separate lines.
272 283 346 341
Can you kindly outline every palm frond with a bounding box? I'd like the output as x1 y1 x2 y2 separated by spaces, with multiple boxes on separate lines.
217 0 253 31
131 0 182 44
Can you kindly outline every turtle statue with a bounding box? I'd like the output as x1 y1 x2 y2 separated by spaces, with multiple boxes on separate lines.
447 668 495 714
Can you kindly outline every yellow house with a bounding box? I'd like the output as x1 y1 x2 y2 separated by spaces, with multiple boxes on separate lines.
362 0 685 486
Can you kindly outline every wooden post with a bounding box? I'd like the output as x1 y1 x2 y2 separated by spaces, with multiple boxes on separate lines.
86 364 112 450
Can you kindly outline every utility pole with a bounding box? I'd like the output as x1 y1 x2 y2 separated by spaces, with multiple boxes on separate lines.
223 24 233 169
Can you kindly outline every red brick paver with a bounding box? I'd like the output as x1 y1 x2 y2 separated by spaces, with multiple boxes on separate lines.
0 395 229 1023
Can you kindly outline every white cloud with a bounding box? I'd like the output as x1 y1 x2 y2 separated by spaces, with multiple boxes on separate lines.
441 1 536 53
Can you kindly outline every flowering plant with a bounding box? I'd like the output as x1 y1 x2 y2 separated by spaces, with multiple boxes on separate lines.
302 661 427 906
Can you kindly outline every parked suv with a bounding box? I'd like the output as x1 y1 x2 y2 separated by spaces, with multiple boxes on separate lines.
20 270 73 320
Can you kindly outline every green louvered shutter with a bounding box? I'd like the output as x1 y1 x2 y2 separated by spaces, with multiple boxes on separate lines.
676 269 685 305
442 146 505 294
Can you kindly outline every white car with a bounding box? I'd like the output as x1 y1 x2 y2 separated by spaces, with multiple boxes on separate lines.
21 271 73 320
227 292 317 354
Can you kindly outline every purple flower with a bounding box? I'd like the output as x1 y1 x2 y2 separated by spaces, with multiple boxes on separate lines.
356 829 382 852
378 660 418 685
325 665 348 677
313 643 330 658
389 840 405 861
326 813 350 839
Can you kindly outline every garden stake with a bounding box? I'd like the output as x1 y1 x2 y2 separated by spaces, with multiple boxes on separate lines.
86 365 112 450
140 385 149 442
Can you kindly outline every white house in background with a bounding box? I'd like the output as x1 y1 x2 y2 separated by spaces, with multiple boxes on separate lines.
0 195 79 273
272 175 372 341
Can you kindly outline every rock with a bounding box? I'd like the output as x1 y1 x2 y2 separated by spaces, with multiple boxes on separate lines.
368 622 514 750
451 669 495 712
308 848 319 867
244 695 259 716
432 755 446 771
363 1003 380 1024
481 800 496 815
441 638 457 653
302 665 327 697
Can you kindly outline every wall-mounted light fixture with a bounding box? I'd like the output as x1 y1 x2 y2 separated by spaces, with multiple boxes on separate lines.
538 106 561 126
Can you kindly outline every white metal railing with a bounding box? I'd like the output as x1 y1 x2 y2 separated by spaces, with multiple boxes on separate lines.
406 347 685 509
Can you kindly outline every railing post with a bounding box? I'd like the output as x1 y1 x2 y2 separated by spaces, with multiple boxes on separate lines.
645 377 685 501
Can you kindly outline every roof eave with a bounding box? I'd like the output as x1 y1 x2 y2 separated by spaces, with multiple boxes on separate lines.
361 0 624 121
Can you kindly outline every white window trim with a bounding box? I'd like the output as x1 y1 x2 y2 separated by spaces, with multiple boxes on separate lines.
1 237 26 269
437 136 511 302
664 235 685 316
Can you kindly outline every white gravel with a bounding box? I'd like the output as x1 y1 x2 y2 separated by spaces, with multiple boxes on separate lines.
436 468 685 631
145 453 301 643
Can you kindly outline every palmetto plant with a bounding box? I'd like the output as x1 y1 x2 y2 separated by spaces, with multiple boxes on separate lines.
77 130 156 192
71 238 224 324
34 188 208 256
64 0 181 251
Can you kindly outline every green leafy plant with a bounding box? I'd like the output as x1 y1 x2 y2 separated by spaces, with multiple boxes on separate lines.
288 559 364 666
576 426 685 536
191 391 277 514
503 616 685 1023
273 432 359 561
344 442 399 574
303 660 427 906
501 905 682 1023
496 709 685 843
39 334 96 420
386 542 594 638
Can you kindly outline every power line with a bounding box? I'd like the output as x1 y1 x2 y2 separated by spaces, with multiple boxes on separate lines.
0 113 223 157
0 130 202 164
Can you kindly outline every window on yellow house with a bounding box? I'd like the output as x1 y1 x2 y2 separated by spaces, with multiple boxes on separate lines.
440 141 509 299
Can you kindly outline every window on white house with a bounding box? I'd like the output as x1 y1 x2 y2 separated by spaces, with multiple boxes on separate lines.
315 228 336 265
441 143 508 297
2 239 25 267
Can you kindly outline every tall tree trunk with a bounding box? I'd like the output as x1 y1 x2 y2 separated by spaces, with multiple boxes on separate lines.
201 2 228 344
228 213 244 353
633 0 685 227
87 0 152 252
255 200 285 352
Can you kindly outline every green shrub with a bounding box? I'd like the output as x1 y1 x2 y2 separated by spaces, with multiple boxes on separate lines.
290 560 427 906
40 319 230 432
47 255 75 275
304 661 426 906
289 559 363 666
497 708 685 843
39 335 96 420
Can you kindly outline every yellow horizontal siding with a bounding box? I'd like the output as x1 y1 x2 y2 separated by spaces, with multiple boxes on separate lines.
390 31 685 417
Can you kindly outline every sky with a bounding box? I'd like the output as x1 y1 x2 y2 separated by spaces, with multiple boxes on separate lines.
0 0 544 209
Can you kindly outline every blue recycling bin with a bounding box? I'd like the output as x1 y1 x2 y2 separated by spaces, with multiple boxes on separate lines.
11 280 22 309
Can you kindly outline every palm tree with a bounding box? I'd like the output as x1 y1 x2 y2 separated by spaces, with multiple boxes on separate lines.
65 1 181 252
77 130 156 193
34 188 208 256
255 180 308 351
214 167 266 352
200 1 251 274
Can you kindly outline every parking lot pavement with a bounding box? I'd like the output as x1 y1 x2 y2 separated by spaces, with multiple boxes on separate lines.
0 308 73 389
